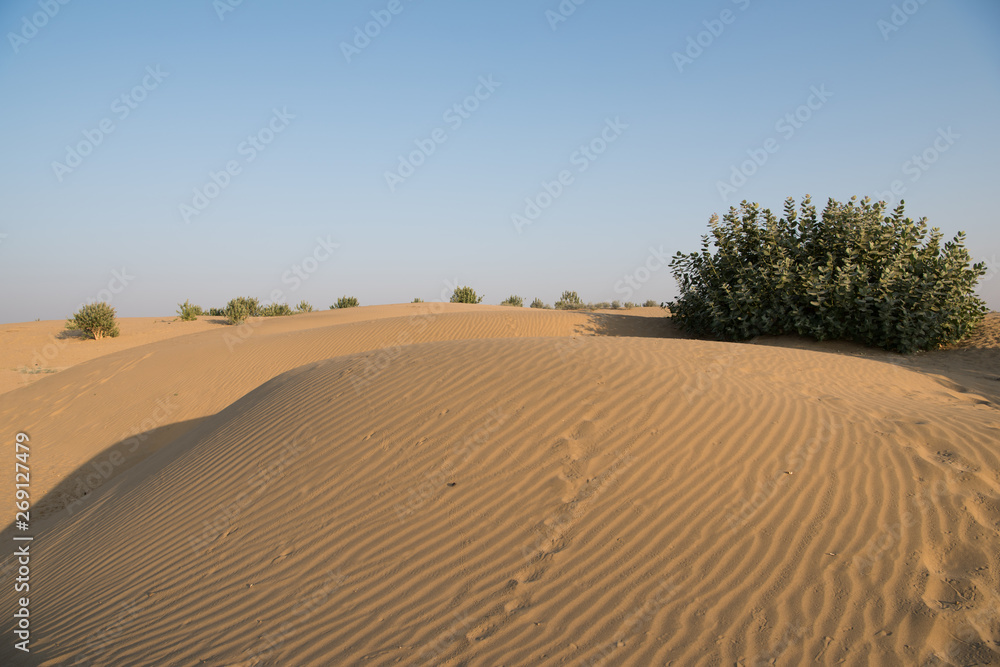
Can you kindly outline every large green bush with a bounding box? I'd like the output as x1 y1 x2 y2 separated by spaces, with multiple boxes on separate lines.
67 302 120 339
224 296 261 325
450 286 483 304
295 300 313 313
668 196 988 353
529 298 550 309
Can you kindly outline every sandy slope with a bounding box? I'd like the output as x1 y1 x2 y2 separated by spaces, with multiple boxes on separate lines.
1 305 998 665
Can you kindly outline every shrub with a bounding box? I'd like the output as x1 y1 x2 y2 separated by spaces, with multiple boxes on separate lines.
642 299 659 308
668 196 988 353
208 307 225 317
529 298 550 309
261 303 293 317
555 291 583 310
295 300 313 313
177 300 203 321
624 302 637 309
66 302 120 339
412 298 424 303
332 296 360 309
224 296 261 325
500 295 523 307
450 286 483 304
611 300 621 309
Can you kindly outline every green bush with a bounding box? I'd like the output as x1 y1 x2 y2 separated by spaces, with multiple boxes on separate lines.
642 299 659 308
555 291 583 310
332 296 360 309
224 296 261 325
624 302 637 309
208 307 225 317
66 302 120 339
668 196 988 353
450 286 483 304
261 303 294 317
295 301 313 313
500 295 523 307
177 300 204 321
529 298 550 309
611 300 621 309
412 298 424 303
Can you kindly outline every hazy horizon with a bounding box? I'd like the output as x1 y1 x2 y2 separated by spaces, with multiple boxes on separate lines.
2 0 998 324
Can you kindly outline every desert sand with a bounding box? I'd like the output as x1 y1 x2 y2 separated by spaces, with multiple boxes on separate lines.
1 304 998 665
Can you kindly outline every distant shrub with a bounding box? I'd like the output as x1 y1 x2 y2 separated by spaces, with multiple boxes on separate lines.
500 295 523 307
412 298 424 303
208 307 225 317
555 291 583 310
529 298 550 309
668 196 989 353
295 300 313 313
642 299 659 308
66 302 120 339
611 300 621 309
261 303 294 317
624 302 637 309
450 286 483 304
177 300 203 321
224 296 261 325
333 296 360 309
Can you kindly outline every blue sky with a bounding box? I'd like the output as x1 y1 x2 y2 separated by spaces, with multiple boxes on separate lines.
1 0 998 323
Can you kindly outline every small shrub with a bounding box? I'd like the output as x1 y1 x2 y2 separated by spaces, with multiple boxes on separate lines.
412 298 424 303
224 296 261 325
668 196 989 353
66 302 120 339
500 295 523 307
555 291 583 310
295 301 313 313
611 300 621 309
624 302 637 309
529 298 550 309
177 300 203 321
208 307 225 317
261 303 294 317
642 299 659 308
450 286 483 304
332 296 360 309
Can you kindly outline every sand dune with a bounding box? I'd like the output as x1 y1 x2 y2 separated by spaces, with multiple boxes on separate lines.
1 305 998 665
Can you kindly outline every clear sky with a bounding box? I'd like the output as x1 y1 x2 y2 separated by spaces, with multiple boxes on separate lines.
1 0 998 323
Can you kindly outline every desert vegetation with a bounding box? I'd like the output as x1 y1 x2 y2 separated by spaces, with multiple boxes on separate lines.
66 302 120 339
500 295 524 307
450 286 483 304
177 300 204 321
668 196 988 353
332 296 360 309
